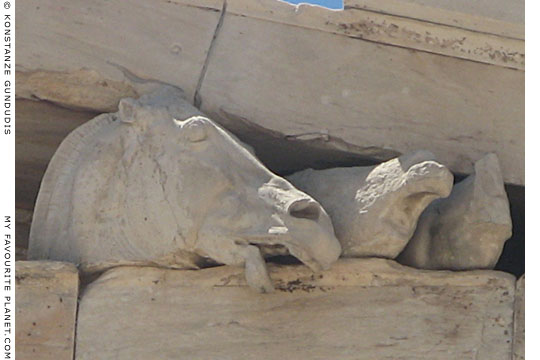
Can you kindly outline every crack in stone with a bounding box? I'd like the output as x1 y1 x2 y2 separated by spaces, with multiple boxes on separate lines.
132 133 184 243
152 153 184 242
194 0 228 108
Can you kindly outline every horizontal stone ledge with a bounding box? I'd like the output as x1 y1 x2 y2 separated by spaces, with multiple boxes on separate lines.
81 258 516 289
15 0 525 185
16 0 224 102
227 0 524 70
344 0 524 40
199 12 524 185
76 258 515 360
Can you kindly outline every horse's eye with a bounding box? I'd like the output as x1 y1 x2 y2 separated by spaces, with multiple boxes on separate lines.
182 117 208 142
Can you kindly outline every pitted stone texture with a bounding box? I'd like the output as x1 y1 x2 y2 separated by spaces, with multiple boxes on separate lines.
288 151 453 258
16 261 79 360
398 153 512 270
75 259 515 360
16 0 223 102
199 12 524 185
28 86 341 293
513 275 524 360
17 69 138 113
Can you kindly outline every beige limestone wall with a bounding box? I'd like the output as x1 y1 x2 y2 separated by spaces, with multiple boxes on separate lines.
14 259 524 359
76 258 516 360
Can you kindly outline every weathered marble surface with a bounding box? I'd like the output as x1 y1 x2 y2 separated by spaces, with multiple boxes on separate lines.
227 0 524 69
28 87 341 292
398 154 512 270
513 275 524 360
16 261 79 360
17 69 138 112
75 258 515 360
344 0 523 39
16 0 223 102
198 8 524 185
16 0 524 185
288 151 453 258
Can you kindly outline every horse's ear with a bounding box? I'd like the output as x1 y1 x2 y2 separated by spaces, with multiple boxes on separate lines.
118 98 139 124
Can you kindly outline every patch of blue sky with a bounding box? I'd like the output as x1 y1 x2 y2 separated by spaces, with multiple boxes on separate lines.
279 0 344 10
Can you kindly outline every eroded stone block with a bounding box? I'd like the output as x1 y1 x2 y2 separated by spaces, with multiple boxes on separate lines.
288 151 453 258
16 261 79 360
16 0 224 102
76 259 515 360
199 12 524 185
17 69 138 113
398 153 512 270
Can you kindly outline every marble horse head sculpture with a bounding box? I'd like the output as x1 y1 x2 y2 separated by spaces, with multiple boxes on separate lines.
28 87 341 292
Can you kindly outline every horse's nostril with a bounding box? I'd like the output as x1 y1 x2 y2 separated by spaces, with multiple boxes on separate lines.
288 199 321 220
